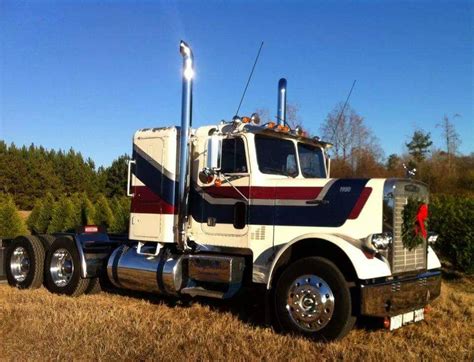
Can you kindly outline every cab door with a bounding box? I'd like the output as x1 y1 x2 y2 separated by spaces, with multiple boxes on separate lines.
199 136 250 242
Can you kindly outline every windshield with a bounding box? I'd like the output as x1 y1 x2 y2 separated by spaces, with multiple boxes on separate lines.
298 143 326 178
255 135 298 176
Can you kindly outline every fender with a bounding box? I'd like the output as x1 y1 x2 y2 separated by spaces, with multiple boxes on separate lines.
265 233 392 289
55 229 118 279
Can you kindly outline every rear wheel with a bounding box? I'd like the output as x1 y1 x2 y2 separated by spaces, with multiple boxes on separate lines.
85 277 102 294
273 257 356 341
6 236 45 289
37 234 56 250
44 237 89 297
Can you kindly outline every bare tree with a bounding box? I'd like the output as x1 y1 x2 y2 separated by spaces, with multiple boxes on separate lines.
253 108 271 123
437 114 461 169
286 103 302 129
254 102 302 128
320 102 383 173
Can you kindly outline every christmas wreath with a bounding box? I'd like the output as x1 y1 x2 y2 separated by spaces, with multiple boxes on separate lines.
401 198 428 250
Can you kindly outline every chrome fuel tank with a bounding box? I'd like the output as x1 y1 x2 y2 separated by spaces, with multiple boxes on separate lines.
107 244 183 295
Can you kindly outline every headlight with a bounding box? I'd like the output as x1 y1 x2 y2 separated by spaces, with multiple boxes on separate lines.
369 232 392 250
427 232 438 244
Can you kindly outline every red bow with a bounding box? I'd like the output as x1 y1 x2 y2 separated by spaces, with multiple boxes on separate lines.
415 204 428 238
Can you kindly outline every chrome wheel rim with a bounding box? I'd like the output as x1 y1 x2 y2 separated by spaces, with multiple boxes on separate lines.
286 274 335 332
10 246 30 282
50 248 74 287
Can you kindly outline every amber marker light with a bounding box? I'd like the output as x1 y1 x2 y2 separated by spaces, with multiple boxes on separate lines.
267 121 276 129
214 178 222 187
242 117 251 124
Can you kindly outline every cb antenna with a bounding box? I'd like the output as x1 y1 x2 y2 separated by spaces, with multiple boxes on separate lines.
331 80 357 140
235 41 264 116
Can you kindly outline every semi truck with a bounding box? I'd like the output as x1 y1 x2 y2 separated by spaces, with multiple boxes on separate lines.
0 41 442 341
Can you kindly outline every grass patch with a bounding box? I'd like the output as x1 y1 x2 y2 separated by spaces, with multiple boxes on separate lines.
0 278 472 360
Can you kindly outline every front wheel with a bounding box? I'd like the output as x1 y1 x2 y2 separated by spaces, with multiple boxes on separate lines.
44 237 90 297
273 256 356 341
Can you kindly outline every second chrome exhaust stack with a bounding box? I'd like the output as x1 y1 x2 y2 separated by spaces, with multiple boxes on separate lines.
177 40 194 249
277 78 287 126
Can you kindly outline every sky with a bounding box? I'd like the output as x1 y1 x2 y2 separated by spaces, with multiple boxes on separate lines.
1 0 472 167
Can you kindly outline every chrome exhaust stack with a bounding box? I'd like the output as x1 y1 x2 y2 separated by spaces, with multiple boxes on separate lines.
177 40 194 250
277 78 287 126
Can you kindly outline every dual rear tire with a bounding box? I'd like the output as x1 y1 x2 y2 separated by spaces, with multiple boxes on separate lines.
6 235 101 296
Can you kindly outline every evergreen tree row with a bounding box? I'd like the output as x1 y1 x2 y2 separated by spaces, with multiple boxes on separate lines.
0 141 129 209
0 194 27 239
27 193 131 234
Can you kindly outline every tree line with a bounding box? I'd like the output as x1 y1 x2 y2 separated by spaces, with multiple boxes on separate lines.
0 193 130 238
0 141 129 210
320 105 472 196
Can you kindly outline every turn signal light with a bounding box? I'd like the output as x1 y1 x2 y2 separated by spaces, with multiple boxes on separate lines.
267 122 276 129
214 178 222 187
206 175 214 184
383 317 390 329
242 116 251 124
276 124 290 132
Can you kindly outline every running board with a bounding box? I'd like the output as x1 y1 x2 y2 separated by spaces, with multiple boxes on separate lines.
181 287 225 299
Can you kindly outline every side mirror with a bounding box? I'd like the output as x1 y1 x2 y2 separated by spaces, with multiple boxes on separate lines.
206 136 222 173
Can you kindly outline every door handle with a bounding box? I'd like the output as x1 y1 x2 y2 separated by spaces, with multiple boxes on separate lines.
305 199 329 206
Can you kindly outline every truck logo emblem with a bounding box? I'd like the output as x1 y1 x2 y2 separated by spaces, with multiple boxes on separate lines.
339 186 351 193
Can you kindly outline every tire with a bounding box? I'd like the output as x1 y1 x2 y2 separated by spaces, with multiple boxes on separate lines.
273 257 356 341
44 237 90 297
85 277 102 294
6 235 45 289
37 234 56 250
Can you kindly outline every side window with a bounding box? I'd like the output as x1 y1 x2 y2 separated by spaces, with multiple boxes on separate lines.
220 138 247 173
255 135 298 176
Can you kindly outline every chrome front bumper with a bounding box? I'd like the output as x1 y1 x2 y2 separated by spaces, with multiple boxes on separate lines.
360 270 441 317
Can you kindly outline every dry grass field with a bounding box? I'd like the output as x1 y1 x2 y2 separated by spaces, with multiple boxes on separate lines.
0 275 472 361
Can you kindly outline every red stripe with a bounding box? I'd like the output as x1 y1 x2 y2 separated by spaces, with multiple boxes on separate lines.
204 186 322 200
131 186 177 214
348 187 372 219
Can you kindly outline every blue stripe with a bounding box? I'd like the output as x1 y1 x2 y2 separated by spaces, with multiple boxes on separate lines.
132 148 178 206
190 179 369 227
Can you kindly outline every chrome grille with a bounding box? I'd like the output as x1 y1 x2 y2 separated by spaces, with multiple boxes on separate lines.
384 180 428 274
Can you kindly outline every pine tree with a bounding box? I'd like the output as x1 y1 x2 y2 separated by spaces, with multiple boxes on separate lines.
104 155 130 197
0 194 27 238
109 196 130 234
35 193 55 233
69 193 83 228
406 130 433 162
94 194 114 229
47 199 64 233
47 197 77 233
80 193 95 225
62 198 77 232
27 199 43 233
